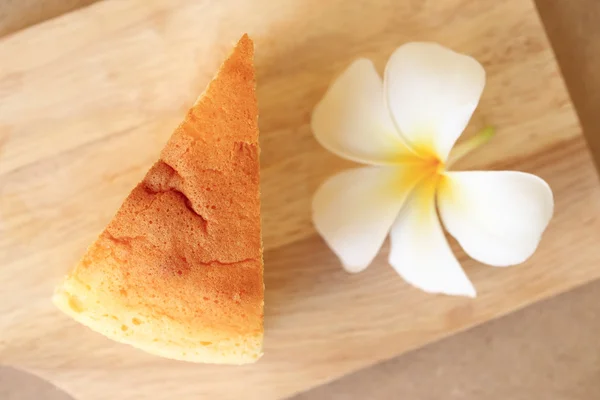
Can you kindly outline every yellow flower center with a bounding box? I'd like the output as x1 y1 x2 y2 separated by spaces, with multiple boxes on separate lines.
401 127 495 220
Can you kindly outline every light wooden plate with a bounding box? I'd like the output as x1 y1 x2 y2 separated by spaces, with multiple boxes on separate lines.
1 0 600 399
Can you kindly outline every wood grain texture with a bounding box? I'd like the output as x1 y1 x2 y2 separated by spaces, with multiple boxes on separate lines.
0 0 99 37
305 0 600 397
294 280 600 400
1 0 599 399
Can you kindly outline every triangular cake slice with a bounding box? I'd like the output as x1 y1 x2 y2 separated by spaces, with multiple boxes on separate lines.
53 35 263 364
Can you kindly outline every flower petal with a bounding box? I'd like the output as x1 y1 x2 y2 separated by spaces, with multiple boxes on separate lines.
313 166 422 273
388 178 476 297
312 59 413 165
437 171 554 267
384 42 485 161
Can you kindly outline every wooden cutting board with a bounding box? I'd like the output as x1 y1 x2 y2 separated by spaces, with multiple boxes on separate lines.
1 0 600 399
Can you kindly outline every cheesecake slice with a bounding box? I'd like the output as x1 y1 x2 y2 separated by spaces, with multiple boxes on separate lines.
53 35 263 364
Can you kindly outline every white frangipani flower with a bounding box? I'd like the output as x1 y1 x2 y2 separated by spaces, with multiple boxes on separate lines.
311 42 554 297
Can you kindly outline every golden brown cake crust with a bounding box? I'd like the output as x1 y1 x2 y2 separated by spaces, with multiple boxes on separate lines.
54 35 263 363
